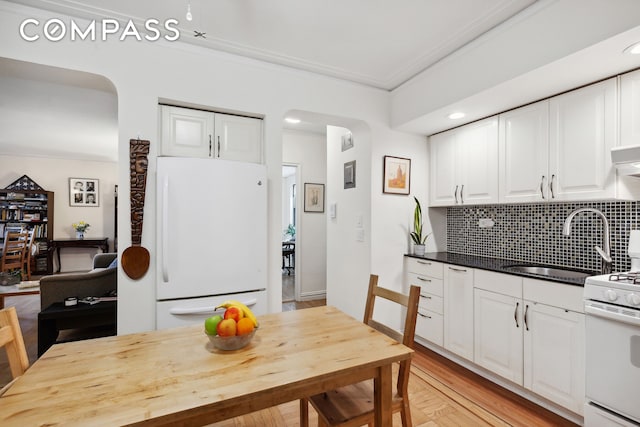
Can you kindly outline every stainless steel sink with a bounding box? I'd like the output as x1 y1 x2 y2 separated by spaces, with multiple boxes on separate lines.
503 265 594 280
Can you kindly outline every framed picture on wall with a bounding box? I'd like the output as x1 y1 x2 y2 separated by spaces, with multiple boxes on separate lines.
341 132 354 151
304 183 325 213
69 178 100 206
383 156 411 195
344 160 356 189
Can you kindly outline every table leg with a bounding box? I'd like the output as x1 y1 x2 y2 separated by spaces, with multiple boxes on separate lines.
373 363 392 427
38 317 59 357
0 296 4 310
55 248 61 273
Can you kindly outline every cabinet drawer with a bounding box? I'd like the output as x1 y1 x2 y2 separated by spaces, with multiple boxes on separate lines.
419 293 443 315
408 273 443 297
523 278 584 313
406 258 443 279
416 310 443 346
474 269 522 298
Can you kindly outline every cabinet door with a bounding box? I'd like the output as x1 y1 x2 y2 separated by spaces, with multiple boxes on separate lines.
549 78 616 201
161 106 214 158
214 114 262 163
457 117 499 205
444 265 474 361
499 101 549 203
429 130 458 206
523 302 585 415
474 289 523 384
620 69 640 147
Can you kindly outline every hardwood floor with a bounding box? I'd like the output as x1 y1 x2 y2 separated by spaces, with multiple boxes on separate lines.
1 295 578 426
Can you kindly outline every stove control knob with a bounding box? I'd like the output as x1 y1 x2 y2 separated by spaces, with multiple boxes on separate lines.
604 289 618 302
627 293 640 306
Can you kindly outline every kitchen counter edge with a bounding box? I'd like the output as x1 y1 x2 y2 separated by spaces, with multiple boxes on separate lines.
405 252 596 287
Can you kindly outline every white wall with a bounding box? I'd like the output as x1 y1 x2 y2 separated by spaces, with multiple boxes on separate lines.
0 155 117 271
281 173 295 237
282 130 326 299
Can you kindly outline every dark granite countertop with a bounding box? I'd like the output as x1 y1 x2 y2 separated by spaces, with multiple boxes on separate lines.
405 252 598 287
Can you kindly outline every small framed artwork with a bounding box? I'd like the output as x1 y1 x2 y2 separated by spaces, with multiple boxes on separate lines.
341 132 354 151
344 160 356 189
383 156 411 195
304 183 325 213
69 178 100 206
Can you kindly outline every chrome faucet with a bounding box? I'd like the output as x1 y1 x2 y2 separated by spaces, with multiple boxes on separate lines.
562 208 612 274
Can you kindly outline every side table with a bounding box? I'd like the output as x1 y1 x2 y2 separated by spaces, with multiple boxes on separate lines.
38 300 117 356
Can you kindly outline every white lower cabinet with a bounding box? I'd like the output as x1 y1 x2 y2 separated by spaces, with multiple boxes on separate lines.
523 279 585 416
444 265 474 361
474 270 584 415
406 258 444 346
474 288 523 384
406 258 585 416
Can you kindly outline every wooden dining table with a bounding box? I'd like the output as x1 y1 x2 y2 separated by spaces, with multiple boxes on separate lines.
0 305 413 426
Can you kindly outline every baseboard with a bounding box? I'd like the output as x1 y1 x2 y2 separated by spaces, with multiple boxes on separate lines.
298 290 326 301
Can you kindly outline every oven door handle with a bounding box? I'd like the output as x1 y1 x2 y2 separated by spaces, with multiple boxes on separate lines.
585 304 640 326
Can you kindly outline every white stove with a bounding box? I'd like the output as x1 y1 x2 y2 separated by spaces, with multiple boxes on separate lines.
585 272 640 310
584 272 640 426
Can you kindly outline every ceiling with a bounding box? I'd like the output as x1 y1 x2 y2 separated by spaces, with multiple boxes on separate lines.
4 0 536 91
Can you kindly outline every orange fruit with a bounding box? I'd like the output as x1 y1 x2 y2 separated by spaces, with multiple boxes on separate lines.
236 317 255 335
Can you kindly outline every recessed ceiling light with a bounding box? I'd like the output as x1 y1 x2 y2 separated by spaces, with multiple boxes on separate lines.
448 112 465 120
285 117 301 124
623 42 640 54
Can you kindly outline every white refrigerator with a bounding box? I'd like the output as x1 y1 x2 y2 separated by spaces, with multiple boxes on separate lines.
155 157 268 329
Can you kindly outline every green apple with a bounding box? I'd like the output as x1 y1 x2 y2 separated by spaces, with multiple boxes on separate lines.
204 314 223 335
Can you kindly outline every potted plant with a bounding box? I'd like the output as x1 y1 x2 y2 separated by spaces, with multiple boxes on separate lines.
72 221 90 240
410 197 430 256
284 224 296 241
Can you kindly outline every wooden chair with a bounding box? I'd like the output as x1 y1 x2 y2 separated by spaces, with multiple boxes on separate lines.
300 275 421 427
21 229 36 281
1 231 29 277
0 306 29 396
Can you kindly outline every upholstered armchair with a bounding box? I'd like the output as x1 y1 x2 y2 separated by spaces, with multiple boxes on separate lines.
39 253 117 310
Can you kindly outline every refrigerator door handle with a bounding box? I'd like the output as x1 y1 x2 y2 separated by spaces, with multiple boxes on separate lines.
168 298 258 315
161 175 170 283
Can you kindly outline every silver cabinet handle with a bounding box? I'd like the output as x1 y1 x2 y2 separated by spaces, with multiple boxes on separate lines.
208 135 212 157
460 184 464 204
454 185 459 204
540 175 546 199
416 276 431 282
448 266 467 273
514 301 520 328
550 174 555 199
524 304 529 331
417 260 431 265
418 312 431 319
217 135 221 158
420 293 432 299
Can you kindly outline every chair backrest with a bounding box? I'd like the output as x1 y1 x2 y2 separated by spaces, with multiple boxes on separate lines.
363 274 420 397
22 229 36 280
1 231 29 274
0 306 29 379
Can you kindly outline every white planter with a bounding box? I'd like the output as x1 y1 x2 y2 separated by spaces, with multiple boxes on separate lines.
76 231 84 240
413 244 425 256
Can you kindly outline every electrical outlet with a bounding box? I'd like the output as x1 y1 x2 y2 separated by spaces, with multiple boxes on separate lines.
478 218 495 228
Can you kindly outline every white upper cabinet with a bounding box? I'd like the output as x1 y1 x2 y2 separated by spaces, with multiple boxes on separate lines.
161 105 263 163
620 69 640 147
499 101 550 203
430 117 498 207
548 78 617 201
214 114 262 163
429 130 458 206
161 106 214 158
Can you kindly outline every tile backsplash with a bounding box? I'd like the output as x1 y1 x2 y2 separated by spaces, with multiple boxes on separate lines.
446 201 638 273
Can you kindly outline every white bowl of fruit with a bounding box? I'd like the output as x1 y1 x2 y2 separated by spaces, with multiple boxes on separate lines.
205 301 258 351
